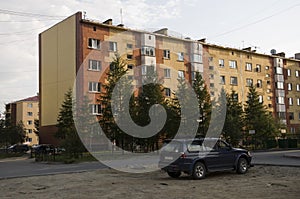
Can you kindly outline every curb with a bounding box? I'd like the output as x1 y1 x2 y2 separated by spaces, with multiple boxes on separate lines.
254 163 300 168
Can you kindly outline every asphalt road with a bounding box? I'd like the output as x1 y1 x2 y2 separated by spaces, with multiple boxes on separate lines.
252 149 300 167
0 158 107 179
0 149 299 179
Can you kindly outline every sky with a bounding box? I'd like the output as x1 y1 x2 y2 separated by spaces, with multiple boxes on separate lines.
0 0 300 115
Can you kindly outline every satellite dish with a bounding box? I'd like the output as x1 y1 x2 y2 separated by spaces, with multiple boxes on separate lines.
270 49 277 55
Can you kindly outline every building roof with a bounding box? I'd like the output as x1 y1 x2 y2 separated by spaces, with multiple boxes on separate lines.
16 95 39 103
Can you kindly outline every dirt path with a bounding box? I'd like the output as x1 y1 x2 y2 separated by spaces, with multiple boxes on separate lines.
1 166 299 199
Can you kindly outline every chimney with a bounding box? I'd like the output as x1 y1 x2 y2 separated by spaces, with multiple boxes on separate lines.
153 28 168 36
242 47 252 51
117 24 124 27
103 19 112 25
295 53 300 60
277 52 285 58
198 38 206 43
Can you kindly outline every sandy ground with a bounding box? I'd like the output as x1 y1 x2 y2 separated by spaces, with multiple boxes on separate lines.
0 165 299 199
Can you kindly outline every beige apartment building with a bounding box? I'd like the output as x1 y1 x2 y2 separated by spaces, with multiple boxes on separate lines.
39 12 300 144
5 96 39 146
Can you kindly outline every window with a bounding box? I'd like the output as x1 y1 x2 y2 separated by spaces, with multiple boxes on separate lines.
164 69 171 78
163 50 170 59
257 80 262 88
297 84 300 91
276 97 285 104
27 103 33 108
278 112 286 119
91 104 102 115
127 54 133 60
297 98 300 106
192 54 202 63
266 74 270 78
259 96 263 103
289 112 294 120
127 43 133 49
220 76 225 85
165 88 171 97
256 64 261 72
109 41 117 52
267 96 272 101
142 65 147 75
28 138 32 142
178 52 184 61
246 78 253 87
88 60 101 71
296 70 299 77
246 63 252 71
27 112 33 116
27 120 33 125
209 66 214 70
141 46 155 56
219 59 224 67
287 83 292 91
127 64 133 69
287 69 291 76
229 60 237 69
275 67 283 74
191 72 196 80
288 98 293 105
233 93 239 102
88 38 100 49
178 70 185 79
209 74 214 79
276 82 284 89
28 129 33 134
89 82 101 92
210 83 214 88
265 66 269 70
230 76 238 85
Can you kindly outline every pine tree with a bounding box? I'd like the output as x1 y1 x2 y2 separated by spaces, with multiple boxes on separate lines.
222 90 244 146
192 72 211 137
56 88 86 158
99 54 132 150
244 85 280 148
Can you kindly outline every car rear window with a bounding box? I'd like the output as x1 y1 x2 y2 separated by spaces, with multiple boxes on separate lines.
187 141 213 152
162 141 183 153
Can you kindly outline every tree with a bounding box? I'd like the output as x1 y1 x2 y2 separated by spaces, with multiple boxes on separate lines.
222 90 244 146
55 88 86 158
244 86 280 148
192 72 211 137
0 118 26 149
34 119 39 137
100 54 132 151
131 65 170 151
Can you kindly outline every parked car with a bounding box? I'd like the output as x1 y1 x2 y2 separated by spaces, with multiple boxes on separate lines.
8 144 29 153
159 138 253 179
33 144 55 154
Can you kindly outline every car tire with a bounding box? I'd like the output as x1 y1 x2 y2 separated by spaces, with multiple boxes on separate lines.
167 171 181 178
236 157 248 174
192 162 206 179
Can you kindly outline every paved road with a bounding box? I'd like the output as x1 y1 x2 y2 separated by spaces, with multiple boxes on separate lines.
0 158 107 179
0 150 299 179
252 150 300 167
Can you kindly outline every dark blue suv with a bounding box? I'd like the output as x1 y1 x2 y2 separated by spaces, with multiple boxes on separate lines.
159 138 253 179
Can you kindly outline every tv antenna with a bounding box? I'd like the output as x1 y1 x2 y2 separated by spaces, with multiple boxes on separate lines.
120 8 123 24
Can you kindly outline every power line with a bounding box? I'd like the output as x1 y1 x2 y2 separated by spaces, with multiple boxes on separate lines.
0 9 67 19
0 19 61 23
211 3 300 39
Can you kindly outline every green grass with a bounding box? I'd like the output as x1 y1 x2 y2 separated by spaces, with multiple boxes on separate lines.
34 152 97 164
0 152 25 159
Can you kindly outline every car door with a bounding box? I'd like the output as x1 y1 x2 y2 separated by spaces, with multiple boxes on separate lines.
216 140 235 168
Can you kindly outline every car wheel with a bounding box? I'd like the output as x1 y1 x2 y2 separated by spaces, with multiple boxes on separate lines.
167 171 181 178
236 157 248 174
192 162 206 179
